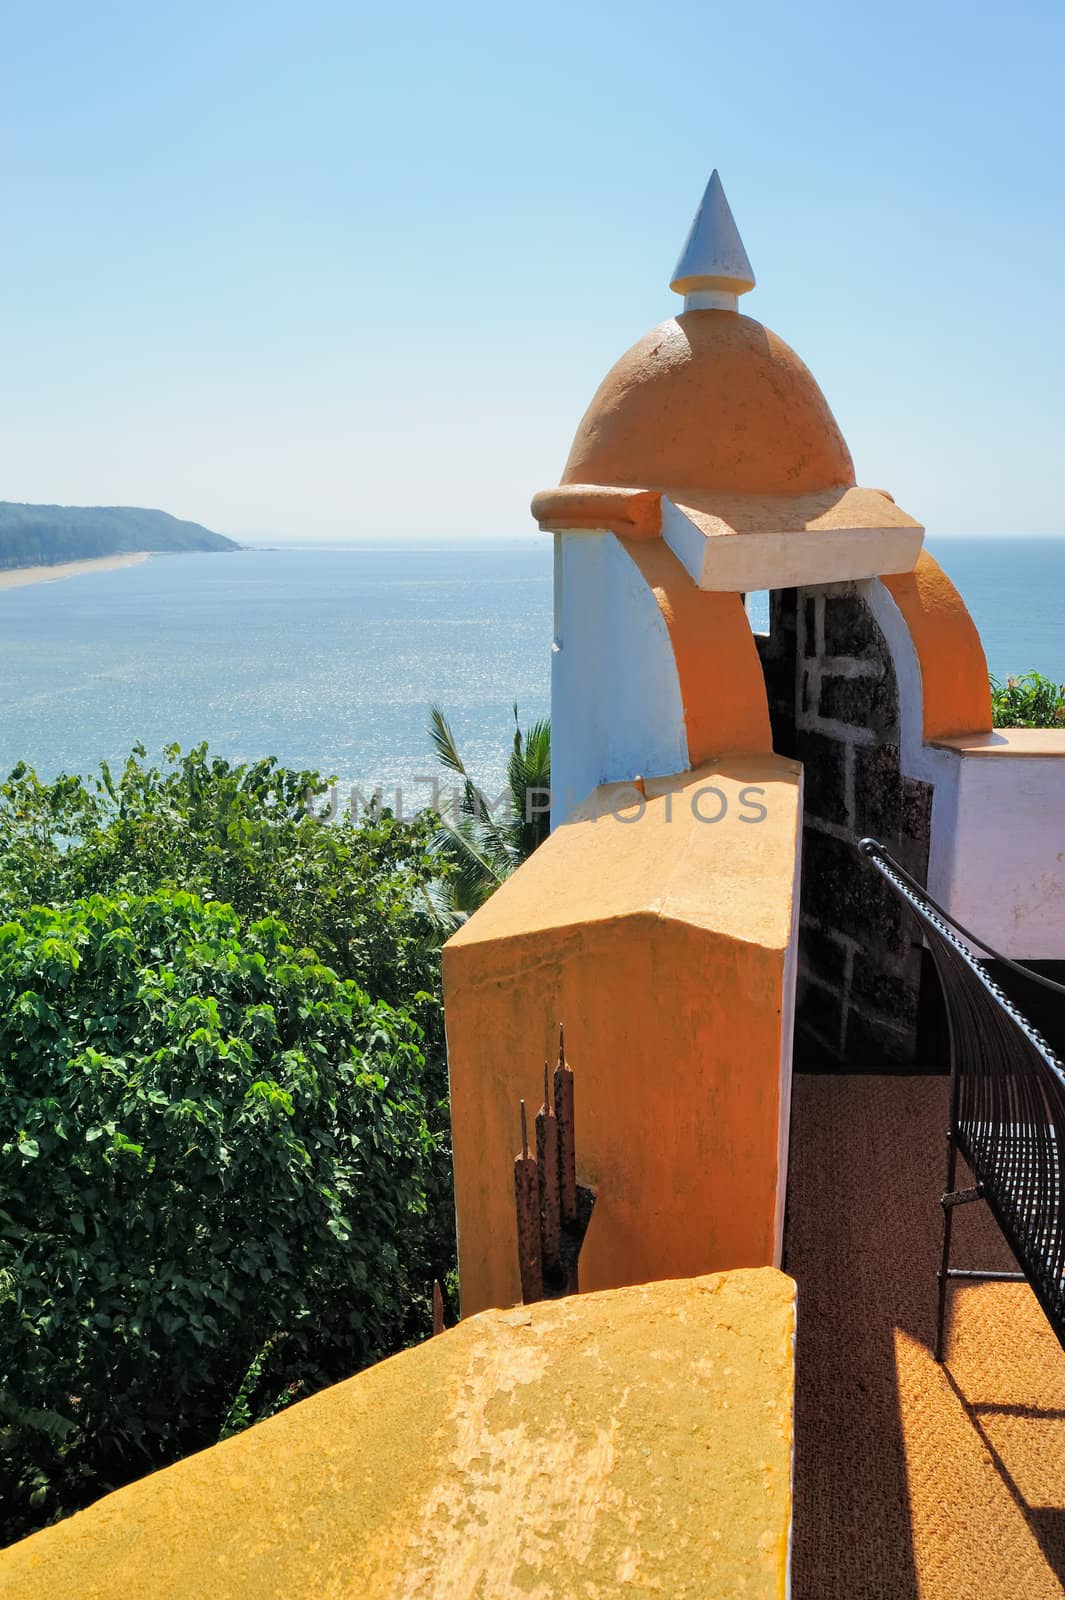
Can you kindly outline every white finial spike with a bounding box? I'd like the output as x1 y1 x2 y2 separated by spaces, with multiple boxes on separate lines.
670 170 755 312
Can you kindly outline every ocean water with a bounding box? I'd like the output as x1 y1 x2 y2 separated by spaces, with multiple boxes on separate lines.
0 543 553 799
0 537 1062 794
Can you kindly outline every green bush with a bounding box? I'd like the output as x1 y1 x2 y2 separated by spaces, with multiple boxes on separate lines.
0 743 453 1266
990 671 1065 729
0 743 444 1009
0 890 437 1542
0 745 459 1543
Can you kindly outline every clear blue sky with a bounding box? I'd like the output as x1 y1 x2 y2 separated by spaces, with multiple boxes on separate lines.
1 0 1062 540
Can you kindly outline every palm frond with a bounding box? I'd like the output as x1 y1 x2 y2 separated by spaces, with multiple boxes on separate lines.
508 716 551 851
416 875 468 935
508 719 551 793
427 707 470 780
430 813 510 896
426 703 551 916
430 706 511 832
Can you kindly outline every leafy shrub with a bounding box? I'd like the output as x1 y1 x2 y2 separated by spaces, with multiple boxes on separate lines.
990 671 1065 729
0 890 437 1542
0 743 454 1298
0 743 444 1009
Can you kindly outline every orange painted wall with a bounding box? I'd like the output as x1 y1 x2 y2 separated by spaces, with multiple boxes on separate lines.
618 535 773 764
443 760 802 1318
882 549 992 741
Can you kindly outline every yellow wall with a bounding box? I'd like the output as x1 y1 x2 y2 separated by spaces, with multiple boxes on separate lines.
444 758 802 1318
0 1270 796 1600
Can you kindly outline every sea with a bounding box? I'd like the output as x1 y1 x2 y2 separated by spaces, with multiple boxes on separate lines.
0 537 1062 799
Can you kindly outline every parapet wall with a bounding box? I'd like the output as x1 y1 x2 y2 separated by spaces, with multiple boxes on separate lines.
443 757 803 1316
0 1269 798 1599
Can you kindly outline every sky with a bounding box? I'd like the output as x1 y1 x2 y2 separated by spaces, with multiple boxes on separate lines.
0 0 1062 542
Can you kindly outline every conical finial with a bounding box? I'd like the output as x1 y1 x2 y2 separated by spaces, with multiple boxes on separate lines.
670 170 755 312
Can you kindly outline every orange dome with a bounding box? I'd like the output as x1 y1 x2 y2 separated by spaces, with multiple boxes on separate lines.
562 311 854 497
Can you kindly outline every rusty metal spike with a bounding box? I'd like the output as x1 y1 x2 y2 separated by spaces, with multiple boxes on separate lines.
537 1081 561 1277
432 1279 444 1336
514 1099 543 1304
554 1036 577 1229
558 1022 565 1070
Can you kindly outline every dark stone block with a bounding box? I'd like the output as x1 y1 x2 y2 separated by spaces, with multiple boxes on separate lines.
756 625 786 670
764 657 797 709
771 587 797 631
797 980 845 1057
849 949 921 1020
894 829 931 884
757 589 800 758
853 743 902 839
844 1004 918 1068
800 829 862 926
803 595 817 657
761 593 797 658
901 777 933 847
800 829 909 957
794 1021 846 1069
818 671 898 737
822 594 883 661
760 664 790 712
797 731 849 826
768 708 799 760
799 920 850 990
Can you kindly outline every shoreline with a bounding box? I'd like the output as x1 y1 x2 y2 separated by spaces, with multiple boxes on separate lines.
0 552 150 591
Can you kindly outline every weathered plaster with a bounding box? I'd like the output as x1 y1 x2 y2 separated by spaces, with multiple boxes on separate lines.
444 758 803 1316
559 312 854 499
0 1271 797 1600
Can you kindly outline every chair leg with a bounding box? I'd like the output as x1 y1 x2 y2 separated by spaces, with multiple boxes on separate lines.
934 1130 958 1363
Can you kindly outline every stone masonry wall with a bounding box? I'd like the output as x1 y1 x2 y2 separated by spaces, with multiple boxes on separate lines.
756 582 933 1068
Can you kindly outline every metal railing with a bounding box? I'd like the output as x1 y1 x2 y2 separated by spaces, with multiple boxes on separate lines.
859 838 1065 1359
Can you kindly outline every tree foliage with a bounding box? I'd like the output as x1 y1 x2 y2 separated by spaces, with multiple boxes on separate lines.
427 705 550 923
990 671 1065 729
0 745 455 1543
0 744 441 1006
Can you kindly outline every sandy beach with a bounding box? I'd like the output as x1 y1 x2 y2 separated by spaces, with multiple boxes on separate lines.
0 552 149 591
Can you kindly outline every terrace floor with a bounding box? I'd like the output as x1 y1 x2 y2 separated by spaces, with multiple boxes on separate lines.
785 1074 1065 1600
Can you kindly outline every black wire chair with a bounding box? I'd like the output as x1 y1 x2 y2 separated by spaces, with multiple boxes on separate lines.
859 838 1065 1361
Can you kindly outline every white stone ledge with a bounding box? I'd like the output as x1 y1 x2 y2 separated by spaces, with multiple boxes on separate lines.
662 498 923 593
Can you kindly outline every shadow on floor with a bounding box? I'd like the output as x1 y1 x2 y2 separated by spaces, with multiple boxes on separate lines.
941 1377 1065 1583
784 1075 1065 1600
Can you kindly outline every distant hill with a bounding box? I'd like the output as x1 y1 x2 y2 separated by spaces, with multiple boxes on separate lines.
0 502 240 570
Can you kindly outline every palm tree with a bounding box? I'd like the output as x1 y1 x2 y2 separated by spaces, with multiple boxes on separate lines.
426 704 550 923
